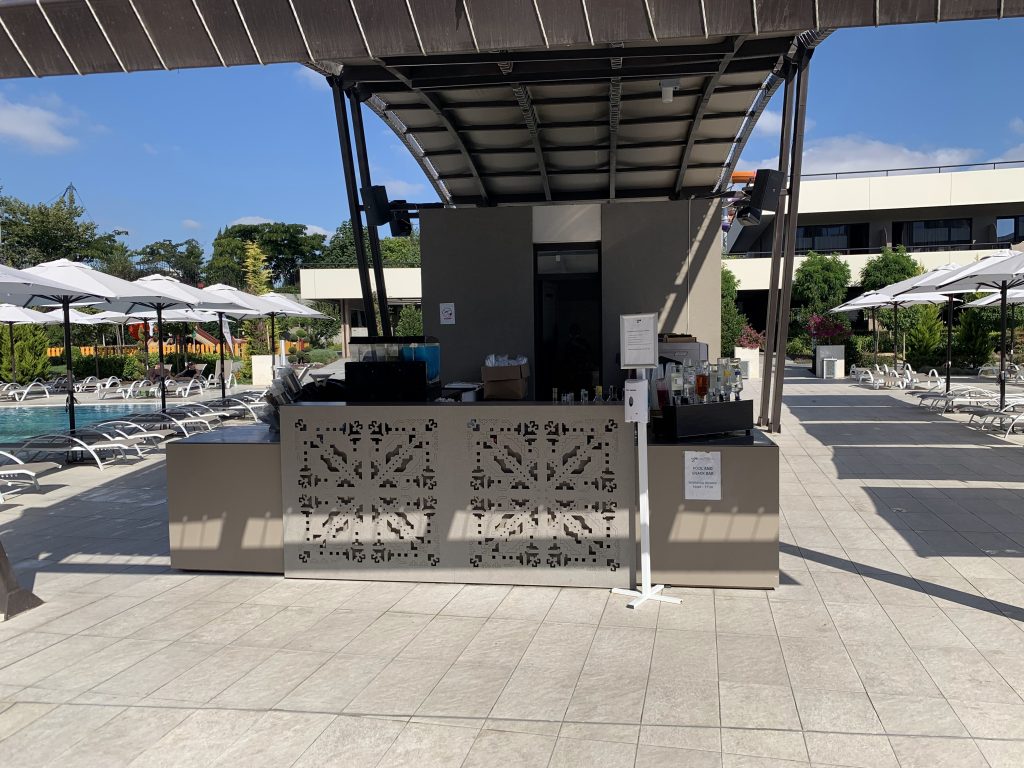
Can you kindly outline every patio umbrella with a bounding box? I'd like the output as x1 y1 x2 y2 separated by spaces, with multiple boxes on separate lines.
907 250 1024 408
24 260 196 421
880 264 964 393
831 291 951 369
261 293 326 366
0 305 59 383
200 285 280 398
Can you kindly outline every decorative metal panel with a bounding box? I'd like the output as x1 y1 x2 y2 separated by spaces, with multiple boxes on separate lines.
282 404 635 587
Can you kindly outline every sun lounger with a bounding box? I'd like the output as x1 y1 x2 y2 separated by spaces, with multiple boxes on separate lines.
16 432 143 470
4 381 51 402
0 450 61 503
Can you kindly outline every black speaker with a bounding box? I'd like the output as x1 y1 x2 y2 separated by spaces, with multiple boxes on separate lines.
389 200 413 237
748 169 784 212
362 185 390 227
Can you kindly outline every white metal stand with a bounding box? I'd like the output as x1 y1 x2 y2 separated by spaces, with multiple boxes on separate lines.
612 369 681 610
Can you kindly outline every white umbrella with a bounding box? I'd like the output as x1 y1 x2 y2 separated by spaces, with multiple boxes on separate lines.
0 304 58 383
24 260 198 417
261 293 326 367
963 290 1024 308
909 250 1024 407
200 284 282 397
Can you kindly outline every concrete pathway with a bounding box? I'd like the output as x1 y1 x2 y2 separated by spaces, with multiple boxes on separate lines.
0 371 1022 766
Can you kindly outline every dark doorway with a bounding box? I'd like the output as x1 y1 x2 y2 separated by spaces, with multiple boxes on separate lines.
534 244 602 400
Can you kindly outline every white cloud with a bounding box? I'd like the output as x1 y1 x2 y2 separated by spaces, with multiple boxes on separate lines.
0 93 76 153
994 143 1024 163
757 135 980 175
181 218 202 230
230 216 273 226
753 109 782 137
305 224 330 236
1011 117 1024 135
294 66 327 89
379 178 427 198
142 142 159 155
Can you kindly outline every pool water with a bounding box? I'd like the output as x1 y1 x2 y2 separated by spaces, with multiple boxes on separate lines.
0 403 160 443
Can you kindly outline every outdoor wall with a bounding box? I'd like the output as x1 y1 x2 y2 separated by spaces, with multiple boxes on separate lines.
420 201 723 391
602 199 723 384
421 207 535 389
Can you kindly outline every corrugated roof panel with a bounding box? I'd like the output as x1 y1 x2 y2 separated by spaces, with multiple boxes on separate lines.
89 0 162 71
291 0 366 58
942 1 1000 20
549 172 611 192
407 0 476 53
1004 0 1024 16
754 0 814 32
0 1 74 75
647 0 704 40
584 0 652 44
448 105 525 125
485 176 544 195
133 0 219 69
703 0 755 36
0 24 31 76
235 0 308 62
193 0 259 65
878 0 935 24
351 0 421 57
40 0 120 74
534 0 590 45
464 0 546 50
688 143 733 164
677 167 720 187
816 0 876 27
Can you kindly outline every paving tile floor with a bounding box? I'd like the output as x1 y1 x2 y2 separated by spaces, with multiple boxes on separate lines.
2 368 1024 766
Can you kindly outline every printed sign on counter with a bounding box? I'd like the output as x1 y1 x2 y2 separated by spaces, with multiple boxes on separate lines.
619 313 658 368
684 450 722 500
439 302 456 325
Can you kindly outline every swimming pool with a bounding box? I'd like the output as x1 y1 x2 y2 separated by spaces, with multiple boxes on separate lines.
0 403 160 443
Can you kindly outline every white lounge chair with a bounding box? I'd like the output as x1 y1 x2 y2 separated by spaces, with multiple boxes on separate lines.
0 450 61 503
4 381 51 402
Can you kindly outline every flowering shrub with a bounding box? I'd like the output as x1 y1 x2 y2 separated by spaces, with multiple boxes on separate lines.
737 325 766 350
806 313 851 343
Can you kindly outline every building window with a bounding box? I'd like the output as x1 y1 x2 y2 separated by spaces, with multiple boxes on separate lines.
794 223 869 254
996 215 1024 243
895 218 972 249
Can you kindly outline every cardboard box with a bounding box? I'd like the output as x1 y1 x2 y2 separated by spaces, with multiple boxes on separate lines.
481 363 529 400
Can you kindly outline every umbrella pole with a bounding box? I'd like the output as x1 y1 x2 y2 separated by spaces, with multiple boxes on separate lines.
157 306 167 412
218 312 227 399
893 303 899 368
270 314 277 368
946 295 954 394
62 299 75 432
94 329 100 378
1000 281 1008 411
872 307 878 366
7 322 14 384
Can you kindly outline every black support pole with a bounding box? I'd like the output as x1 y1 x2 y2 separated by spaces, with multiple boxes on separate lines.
329 76 378 337
946 296 954 393
770 47 813 433
872 306 879 366
62 299 75 432
270 313 277 368
157 305 167 412
218 311 227 398
758 60 795 428
893 303 899 368
348 88 393 337
7 322 14 383
1000 281 1008 410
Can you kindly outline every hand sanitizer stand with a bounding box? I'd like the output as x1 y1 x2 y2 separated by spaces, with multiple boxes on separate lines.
612 314 681 610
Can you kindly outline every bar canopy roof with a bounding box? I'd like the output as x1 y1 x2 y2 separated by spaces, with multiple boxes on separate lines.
0 1 1017 205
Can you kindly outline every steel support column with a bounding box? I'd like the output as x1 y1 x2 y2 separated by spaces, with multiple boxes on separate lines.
757 61 795 428
329 76 378 336
1000 281 1008 410
769 47 813 433
62 298 76 432
946 296 954 393
347 89 392 337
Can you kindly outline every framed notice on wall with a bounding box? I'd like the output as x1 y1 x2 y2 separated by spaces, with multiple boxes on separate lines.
619 313 658 368
684 450 722 501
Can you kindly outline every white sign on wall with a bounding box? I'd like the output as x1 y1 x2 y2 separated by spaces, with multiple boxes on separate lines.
619 313 658 368
439 302 456 325
684 450 722 501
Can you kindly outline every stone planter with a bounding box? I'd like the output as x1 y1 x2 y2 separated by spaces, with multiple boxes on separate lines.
733 346 761 380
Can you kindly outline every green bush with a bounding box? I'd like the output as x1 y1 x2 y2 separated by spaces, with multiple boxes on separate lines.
721 266 748 355
786 337 811 357
395 305 424 337
905 305 945 370
953 309 994 368
308 348 342 365
123 354 146 381
844 334 874 368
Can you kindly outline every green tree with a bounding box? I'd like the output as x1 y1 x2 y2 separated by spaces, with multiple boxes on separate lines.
0 191 117 268
953 309 994 368
395 305 424 336
380 230 421 266
905 304 945 369
212 222 325 287
314 221 420 269
721 266 748 354
5 325 51 383
242 242 272 354
90 240 138 281
204 233 247 288
303 300 342 347
792 252 852 316
135 238 204 285
860 245 921 291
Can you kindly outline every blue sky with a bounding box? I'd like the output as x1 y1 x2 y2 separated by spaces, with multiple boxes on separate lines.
1 18 1022 251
